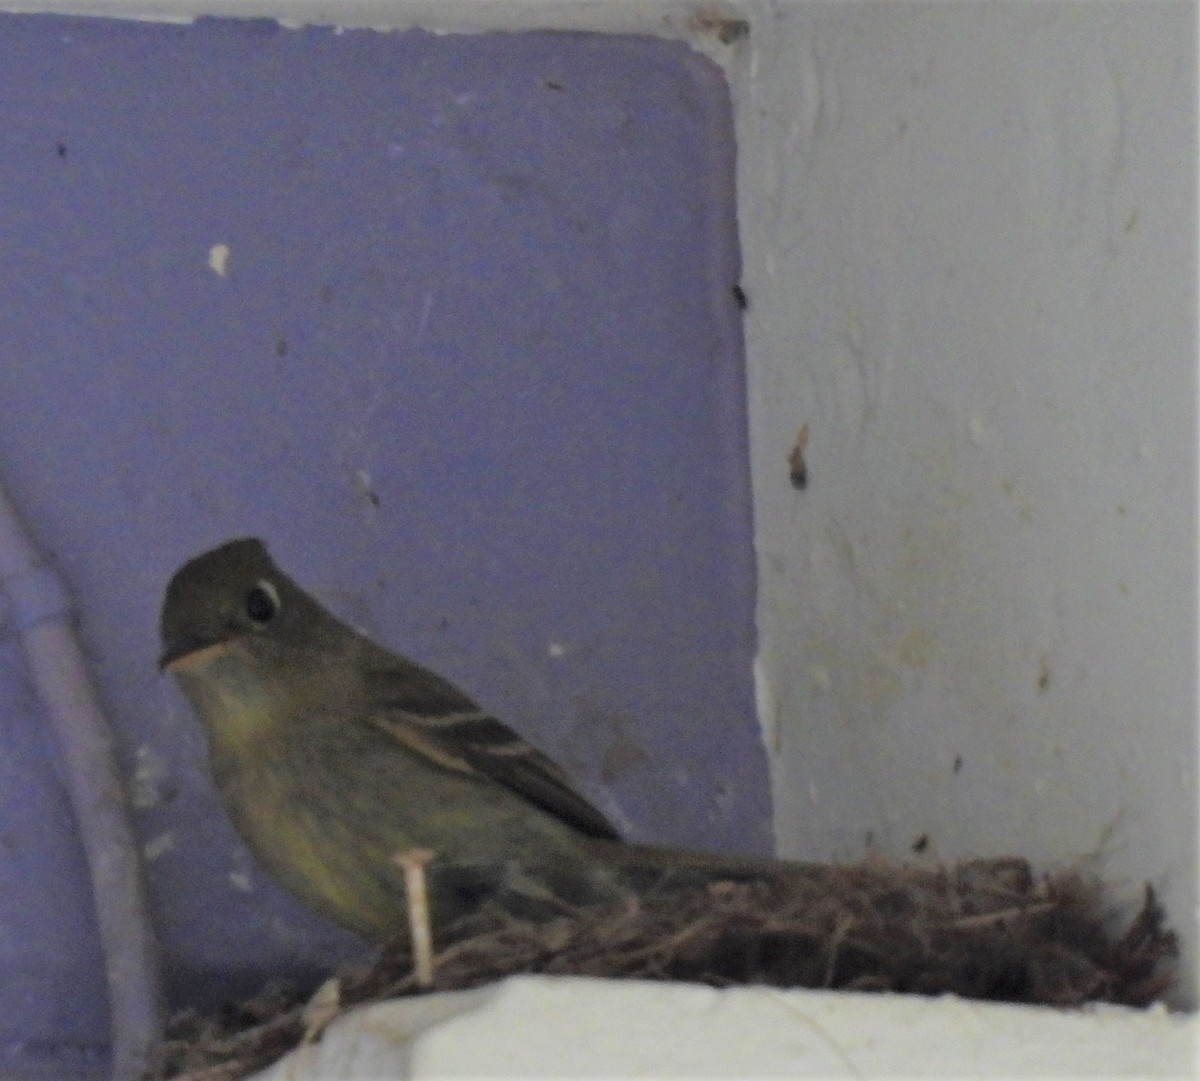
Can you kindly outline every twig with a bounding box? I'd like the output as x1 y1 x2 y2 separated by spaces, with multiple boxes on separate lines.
395 848 437 988
301 977 342 1043
823 915 856 987
952 902 1056 930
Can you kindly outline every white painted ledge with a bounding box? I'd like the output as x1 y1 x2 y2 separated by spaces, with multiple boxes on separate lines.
253 975 1196 1079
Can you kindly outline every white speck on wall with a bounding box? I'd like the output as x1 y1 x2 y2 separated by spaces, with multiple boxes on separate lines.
352 468 380 515
142 831 175 862
228 871 253 893
208 242 231 277
129 743 171 809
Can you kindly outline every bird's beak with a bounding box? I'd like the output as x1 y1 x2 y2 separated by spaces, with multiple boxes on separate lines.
159 637 232 674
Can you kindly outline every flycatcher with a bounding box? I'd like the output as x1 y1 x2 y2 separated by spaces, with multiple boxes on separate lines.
159 538 625 942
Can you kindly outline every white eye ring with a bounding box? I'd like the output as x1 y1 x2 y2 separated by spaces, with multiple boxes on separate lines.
245 579 281 625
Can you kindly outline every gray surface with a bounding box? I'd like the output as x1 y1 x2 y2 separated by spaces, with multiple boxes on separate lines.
0 11 763 1061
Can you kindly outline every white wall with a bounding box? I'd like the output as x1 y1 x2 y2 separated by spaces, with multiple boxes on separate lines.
735 2 1196 1006
9 0 1195 1010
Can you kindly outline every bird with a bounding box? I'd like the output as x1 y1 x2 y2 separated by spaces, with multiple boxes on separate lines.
159 537 803 952
160 537 653 943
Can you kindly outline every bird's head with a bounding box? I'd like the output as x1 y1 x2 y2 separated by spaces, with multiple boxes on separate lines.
158 537 321 675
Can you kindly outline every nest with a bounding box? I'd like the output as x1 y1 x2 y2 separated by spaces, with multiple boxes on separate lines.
147 856 1177 1081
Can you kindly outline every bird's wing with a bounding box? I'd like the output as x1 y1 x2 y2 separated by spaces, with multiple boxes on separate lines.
364 661 621 841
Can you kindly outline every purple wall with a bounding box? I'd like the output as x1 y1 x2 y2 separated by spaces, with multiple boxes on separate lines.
0 13 764 1067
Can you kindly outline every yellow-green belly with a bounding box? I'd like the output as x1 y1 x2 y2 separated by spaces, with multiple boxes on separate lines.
209 715 611 942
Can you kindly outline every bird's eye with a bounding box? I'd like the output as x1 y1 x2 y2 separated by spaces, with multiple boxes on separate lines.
245 580 280 625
